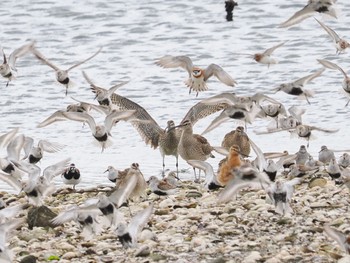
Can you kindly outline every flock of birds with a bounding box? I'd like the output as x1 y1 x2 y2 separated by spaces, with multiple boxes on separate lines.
0 0 350 260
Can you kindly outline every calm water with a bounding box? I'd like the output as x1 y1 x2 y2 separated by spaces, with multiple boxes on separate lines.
0 0 349 190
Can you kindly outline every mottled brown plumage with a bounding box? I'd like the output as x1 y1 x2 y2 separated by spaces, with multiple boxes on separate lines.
221 126 250 156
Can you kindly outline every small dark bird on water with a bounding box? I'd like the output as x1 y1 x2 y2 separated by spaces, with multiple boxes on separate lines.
225 0 238 22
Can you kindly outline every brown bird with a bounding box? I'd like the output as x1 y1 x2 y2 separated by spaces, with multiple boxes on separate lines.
172 119 216 181
217 145 243 186
221 126 250 156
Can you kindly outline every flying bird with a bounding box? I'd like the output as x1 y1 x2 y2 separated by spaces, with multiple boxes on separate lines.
155 55 237 96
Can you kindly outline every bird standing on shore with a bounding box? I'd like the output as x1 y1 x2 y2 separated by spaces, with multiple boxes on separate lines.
61 163 81 190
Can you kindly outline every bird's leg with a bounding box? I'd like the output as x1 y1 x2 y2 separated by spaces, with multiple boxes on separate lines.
175 155 179 178
162 156 166 178
193 167 200 183
345 99 350 107
5 80 9 87
65 85 68 96
126 200 132 217
305 94 311 105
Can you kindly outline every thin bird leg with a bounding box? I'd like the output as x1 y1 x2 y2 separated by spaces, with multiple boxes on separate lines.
305 94 311 105
175 156 179 177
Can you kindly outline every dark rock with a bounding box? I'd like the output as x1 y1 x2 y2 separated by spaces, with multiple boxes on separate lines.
27 205 58 230
20 255 37 263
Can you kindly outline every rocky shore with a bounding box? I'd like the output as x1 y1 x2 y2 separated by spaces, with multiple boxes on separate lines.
3 173 350 263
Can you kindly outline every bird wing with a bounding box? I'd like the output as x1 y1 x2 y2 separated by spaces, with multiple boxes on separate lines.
0 128 19 149
67 47 102 71
263 42 285 56
201 110 230 135
128 204 154 245
43 158 71 182
251 92 281 106
32 47 61 71
324 225 348 253
204 64 237 86
187 160 221 187
22 136 35 161
314 18 340 42
309 125 339 133
181 100 227 126
317 59 348 78
284 177 302 200
155 55 193 76
0 204 25 220
249 137 267 172
6 134 24 162
104 110 138 132
278 3 315 28
109 175 138 208
51 206 80 225
38 140 65 153
37 110 70 128
288 106 306 123
61 112 97 133
0 170 22 191
8 41 35 70
70 97 110 114
82 70 105 90
13 161 41 182
294 68 325 86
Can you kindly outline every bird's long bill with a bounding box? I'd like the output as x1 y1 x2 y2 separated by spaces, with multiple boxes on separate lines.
166 122 186 132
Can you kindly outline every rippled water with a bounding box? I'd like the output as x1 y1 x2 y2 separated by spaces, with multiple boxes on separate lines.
0 0 349 190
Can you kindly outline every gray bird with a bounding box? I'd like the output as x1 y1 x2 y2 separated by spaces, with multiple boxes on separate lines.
318 145 335 165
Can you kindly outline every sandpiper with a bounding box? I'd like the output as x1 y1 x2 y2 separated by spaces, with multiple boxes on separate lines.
274 68 325 104
253 42 285 67
221 126 251 156
279 0 337 28
0 41 35 87
155 55 237 96
32 46 102 95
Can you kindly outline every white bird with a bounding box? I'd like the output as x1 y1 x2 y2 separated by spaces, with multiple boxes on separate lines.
116 203 154 248
274 69 325 104
253 42 285 67
7 158 71 206
155 55 237 96
279 0 337 28
314 18 349 54
61 163 81 190
37 109 144 152
317 59 350 106
186 160 222 190
0 41 35 86
51 203 103 240
22 136 65 164
32 47 102 95
266 178 301 216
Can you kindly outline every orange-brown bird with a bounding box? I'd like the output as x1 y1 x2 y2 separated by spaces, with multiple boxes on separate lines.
217 145 242 186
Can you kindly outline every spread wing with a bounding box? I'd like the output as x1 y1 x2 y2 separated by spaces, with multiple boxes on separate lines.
155 55 193 76
8 41 35 70
263 42 285 56
204 64 237 86
315 18 340 42
278 3 315 28
128 204 154 245
317 59 348 78
32 47 61 71
293 68 325 86
67 47 102 71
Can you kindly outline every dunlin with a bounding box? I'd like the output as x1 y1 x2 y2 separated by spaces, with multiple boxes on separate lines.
116 203 153 248
279 0 337 28
318 145 335 165
315 18 349 54
155 55 236 96
32 47 102 95
0 41 35 86
274 68 325 104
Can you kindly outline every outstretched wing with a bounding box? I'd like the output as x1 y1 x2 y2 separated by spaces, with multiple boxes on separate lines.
128 204 154 245
204 64 237 86
263 42 285 56
67 47 102 71
32 47 61 71
155 55 193 76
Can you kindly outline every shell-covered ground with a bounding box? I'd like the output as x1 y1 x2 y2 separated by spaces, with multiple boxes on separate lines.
3 173 350 263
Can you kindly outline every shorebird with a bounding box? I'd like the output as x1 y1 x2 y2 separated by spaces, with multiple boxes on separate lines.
252 42 285 67
155 55 237 96
37 109 142 152
217 145 243 186
51 204 103 240
109 163 147 209
116 203 154 248
32 46 102 95
296 145 311 165
273 68 325 104
318 145 335 165
171 120 218 181
85 72 227 172
221 126 251 156
22 136 65 164
266 178 302 216
0 41 35 87
338 153 350 169
324 225 350 254
326 158 341 180
186 160 222 190
257 102 288 127
276 106 305 130
5 158 71 206
61 163 81 190
279 0 337 28
314 18 349 54
105 166 128 183
147 176 177 196
317 59 350 106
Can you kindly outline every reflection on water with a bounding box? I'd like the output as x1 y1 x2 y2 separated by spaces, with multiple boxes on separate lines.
0 0 349 191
